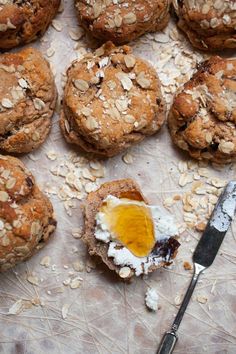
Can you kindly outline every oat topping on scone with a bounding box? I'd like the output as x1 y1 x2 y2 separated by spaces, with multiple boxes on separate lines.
60 42 166 157
168 56 236 164
75 0 170 44
0 47 57 154
0 155 56 272
173 0 236 51
0 0 61 49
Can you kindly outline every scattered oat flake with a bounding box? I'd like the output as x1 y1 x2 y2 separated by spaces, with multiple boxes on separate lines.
52 19 63 31
210 178 226 188
73 261 84 272
70 277 82 289
63 278 71 286
163 197 175 208
197 295 208 304
72 228 82 238
85 182 97 193
178 161 188 173
40 256 51 268
174 294 182 306
29 153 39 161
82 168 95 181
27 275 39 286
69 27 84 41
62 303 70 319
179 173 193 187
8 300 25 315
46 150 58 161
46 47 55 57
122 153 134 164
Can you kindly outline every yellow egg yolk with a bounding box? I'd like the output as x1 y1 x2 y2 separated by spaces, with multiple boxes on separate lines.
100 199 155 257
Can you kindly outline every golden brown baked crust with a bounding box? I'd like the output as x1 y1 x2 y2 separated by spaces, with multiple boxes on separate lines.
168 56 236 164
60 42 166 157
0 155 56 272
83 178 179 278
75 0 170 44
173 0 236 51
0 47 57 154
0 0 61 49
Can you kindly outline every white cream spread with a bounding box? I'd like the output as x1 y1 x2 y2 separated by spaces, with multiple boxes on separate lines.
145 287 159 311
95 195 179 276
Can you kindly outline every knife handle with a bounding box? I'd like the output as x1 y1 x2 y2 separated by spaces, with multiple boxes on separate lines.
157 331 178 354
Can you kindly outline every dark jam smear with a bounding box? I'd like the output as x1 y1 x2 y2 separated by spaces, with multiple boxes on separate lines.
151 237 180 262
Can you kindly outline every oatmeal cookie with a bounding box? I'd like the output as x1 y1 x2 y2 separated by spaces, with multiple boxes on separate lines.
0 155 56 272
75 0 170 44
83 179 180 279
0 47 57 154
173 0 236 51
0 0 61 49
60 42 166 157
168 56 236 164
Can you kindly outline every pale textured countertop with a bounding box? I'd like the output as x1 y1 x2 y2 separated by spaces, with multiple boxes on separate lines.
0 1 236 353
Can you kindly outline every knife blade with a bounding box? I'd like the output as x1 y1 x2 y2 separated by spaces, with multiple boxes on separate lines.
193 180 236 267
157 180 236 354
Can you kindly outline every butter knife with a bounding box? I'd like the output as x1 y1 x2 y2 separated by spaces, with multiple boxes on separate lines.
157 180 236 354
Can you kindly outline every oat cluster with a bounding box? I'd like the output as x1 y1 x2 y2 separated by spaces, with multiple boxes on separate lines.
45 151 106 216
164 159 228 233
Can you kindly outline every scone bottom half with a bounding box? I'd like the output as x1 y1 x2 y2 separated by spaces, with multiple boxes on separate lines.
0 155 56 272
168 56 236 164
60 42 166 158
0 47 57 154
75 0 170 45
83 179 180 279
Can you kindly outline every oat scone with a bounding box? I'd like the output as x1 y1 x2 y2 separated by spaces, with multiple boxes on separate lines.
173 0 236 51
0 47 57 154
168 56 236 164
0 155 56 272
83 179 180 279
60 42 166 157
0 0 61 49
75 0 170 44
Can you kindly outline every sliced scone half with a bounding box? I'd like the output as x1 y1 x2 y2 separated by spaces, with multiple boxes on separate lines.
83 179 180 279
